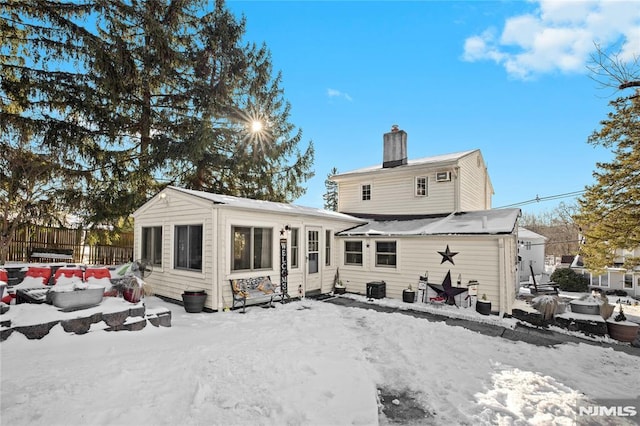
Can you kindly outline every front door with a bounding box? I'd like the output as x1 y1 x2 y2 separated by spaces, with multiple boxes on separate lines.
305 227 322 294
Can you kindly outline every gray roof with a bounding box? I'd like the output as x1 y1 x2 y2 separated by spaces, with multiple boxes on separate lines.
336 208 521 237
166 186 365 223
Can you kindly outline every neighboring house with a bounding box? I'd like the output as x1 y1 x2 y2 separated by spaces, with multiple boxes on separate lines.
133 125 522 314
132 187 364 311
517 227 547 282
572 248 640 297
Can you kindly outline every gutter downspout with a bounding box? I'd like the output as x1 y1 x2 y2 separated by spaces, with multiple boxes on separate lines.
498 238 506 317
454 166 461 212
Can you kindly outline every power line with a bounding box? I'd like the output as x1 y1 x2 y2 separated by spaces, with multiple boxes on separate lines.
495 190 586 209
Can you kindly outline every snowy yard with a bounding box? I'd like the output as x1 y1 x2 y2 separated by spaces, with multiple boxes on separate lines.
1 295 639 425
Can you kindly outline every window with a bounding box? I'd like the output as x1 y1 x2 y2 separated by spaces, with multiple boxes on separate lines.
291 228 299 269
362 184 371 201
376 241 397 267
308 230 319 274
174 225 202 271
623 274 633 289
325 230 332 266
345 241 363 265
415 177 427 196
141 226 162 266
232 226 273 271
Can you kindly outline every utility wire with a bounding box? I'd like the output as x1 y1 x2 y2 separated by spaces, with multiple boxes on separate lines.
495 190 586 209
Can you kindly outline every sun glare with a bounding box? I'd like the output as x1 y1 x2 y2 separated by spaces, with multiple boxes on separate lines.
251 120 263 133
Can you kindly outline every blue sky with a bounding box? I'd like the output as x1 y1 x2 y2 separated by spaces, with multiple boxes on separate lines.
226 0 640 215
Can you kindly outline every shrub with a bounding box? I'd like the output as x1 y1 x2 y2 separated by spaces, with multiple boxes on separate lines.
550 268 589 292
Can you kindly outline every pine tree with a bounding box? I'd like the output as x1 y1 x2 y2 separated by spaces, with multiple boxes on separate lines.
574 90 640 271
323 167 339 211
1 0 314 232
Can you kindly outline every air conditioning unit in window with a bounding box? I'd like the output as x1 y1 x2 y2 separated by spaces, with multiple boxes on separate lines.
435 171 451 182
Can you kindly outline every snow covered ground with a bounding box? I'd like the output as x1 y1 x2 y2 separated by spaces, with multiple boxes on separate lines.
1 294 639 425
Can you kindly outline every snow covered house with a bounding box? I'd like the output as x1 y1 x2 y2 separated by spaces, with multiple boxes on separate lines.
132 187 364 311
133 125 521 314
330 126 520 315
517 227 547 282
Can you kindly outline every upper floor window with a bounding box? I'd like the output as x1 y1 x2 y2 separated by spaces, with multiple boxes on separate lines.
232 226 273 271
362 184 371 201
141 226 162 266
174 225 202 271
375 241 397 267
415 177 428 196
345 241 363 265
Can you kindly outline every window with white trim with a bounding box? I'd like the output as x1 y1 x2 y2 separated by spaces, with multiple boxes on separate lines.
325 230 332 266
232 226 273 271
362 184 371 201
375 241 397 267
141 226 162 266
174 225 202 271
291 228 299 269
345 241 363 265
415 176 427 196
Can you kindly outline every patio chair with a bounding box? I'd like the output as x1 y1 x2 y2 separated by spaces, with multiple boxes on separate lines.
54 267 84 286
85 267 116 296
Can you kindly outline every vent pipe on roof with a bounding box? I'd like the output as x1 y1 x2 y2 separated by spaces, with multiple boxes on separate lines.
383 125 407 168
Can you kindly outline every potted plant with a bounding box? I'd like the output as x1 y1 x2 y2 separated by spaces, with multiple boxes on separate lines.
606 304 640 342
116 276 153 304
476 293 491 315
334 280 346 295
403 284 416 303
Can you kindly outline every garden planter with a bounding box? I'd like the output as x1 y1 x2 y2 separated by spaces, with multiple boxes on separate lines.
334 286 346 295
402 290 416 303
123 288 141 303
570 300 600 315
476 300 491 315
49 285 104 309
606 320 639 342
182 290 207 313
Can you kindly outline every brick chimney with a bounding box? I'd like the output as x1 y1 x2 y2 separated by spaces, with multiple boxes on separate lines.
382 124 407 168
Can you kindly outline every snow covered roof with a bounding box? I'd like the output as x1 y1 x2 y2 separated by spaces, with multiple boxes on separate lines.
165 186 365 223
336 208 521 236
518 227 548 241
332 150 478 179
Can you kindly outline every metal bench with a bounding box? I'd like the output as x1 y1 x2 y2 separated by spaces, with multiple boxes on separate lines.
229 276 282 313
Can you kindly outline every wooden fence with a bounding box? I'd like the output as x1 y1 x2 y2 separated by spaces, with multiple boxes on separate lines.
4 225 133 265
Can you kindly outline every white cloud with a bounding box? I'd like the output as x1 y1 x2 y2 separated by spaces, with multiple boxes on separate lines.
462 0 640 79
327 88 353 101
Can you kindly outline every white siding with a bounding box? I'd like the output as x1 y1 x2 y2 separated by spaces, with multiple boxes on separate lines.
135 188 362 311
134 191 217 309
458 151 491 211
336 235 518 313
337 168 456 215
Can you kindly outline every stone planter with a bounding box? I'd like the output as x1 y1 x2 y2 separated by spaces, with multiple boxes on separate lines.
476 300 491 315
606 320 640 342
182 290 207 313
402 290 416 303
570 300 600 315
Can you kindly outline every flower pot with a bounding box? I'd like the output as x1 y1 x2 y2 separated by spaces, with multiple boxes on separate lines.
182 290 207 313
476 300 491 315
123 288 141 303
402 290 416 303
570 300 600 315
334 286 346 295
606 320 639 342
